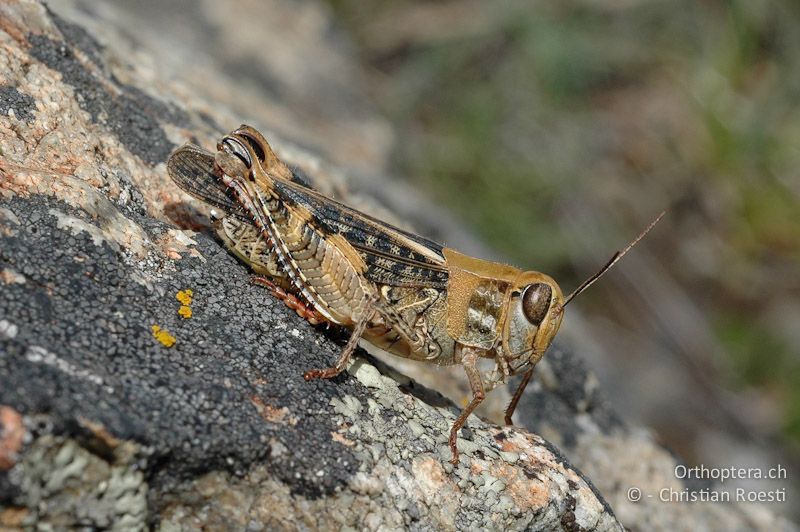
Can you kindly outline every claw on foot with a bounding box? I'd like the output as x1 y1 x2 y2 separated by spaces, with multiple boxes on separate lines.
448 432 461 465
303 368 338 381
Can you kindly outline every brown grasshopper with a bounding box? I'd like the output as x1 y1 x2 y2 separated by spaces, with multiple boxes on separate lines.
168 125 663 464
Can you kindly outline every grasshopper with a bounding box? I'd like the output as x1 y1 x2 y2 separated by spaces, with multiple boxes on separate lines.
168 125 663 464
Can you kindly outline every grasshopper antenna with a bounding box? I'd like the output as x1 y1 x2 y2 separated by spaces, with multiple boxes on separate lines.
561 210 666 308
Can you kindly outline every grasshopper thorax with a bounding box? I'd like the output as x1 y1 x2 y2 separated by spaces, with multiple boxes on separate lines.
442 248 564 375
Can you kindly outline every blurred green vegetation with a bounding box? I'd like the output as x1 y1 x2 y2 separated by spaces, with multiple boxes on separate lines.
327 0 800 444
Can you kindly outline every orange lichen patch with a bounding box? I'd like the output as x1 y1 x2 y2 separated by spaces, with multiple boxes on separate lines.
331 431 355 447
0 406 25 470
413 456 449 491
176 290 194 318
491 426 541 455
250 396 298 425
492 428 520 453
151 325 177 347
176 289 193 305
469 459 485 476
410 456 461 525
491 461 550 509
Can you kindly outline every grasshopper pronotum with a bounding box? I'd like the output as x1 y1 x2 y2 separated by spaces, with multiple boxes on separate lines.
168 125 663 464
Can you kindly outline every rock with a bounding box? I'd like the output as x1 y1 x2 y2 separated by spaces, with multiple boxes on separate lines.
514 350 795 530
0 1 620 530
0 185 618 529
0 1 794 531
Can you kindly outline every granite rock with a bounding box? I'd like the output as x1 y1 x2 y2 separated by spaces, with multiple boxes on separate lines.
0 1 621 529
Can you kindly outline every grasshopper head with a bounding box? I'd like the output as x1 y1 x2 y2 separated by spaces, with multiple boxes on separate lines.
215 125 293 182
211 126 286 222
502 210 666 373
503 272 565 372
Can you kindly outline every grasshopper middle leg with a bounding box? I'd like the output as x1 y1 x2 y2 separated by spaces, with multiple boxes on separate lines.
303 304 377 380
449 346 487 465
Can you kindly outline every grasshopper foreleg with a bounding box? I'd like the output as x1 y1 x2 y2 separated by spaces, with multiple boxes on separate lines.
504 367 534 425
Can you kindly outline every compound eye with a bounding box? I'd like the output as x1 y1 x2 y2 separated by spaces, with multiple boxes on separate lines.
220 138 253 169
522 283 552 326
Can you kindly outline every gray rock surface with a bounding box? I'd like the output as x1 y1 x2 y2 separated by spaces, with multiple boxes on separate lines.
0 1 620 530
0 192 617 530
0 0 795 530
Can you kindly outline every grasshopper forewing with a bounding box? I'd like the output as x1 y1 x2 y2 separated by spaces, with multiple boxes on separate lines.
168 125 664 465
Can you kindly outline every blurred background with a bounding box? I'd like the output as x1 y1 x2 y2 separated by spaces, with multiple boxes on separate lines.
52 0 800 518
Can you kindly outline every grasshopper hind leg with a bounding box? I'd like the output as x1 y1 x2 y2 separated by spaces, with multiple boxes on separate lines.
251 275 327 325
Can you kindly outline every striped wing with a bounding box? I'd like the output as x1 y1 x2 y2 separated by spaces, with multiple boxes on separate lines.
272 179 449 289
168 142 449 289
167 144 250 221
